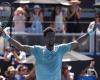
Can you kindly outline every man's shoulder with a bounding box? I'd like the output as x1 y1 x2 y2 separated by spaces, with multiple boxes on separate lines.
55 43 70 47
33 45 45 49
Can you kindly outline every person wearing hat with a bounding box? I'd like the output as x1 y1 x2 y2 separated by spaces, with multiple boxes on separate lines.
67 0 81 41
69 0 81 4
30 5 44 33
5 66 16 80
13 7 26 32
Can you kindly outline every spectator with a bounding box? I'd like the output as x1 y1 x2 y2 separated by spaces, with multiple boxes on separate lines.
1 47 27 67
7 48 26 67
87 12 100 53
5 66 16 80
67 0 81 41
0 28 9 56
62 64 74 80
30 5 44 33
13 7 26 32
15 64 27 80
20 4 31 32
11 47 27 63
0 47 11 62
51 6 65 33
0 29 9 74
15 64 35 80
80 60 98 80
87 60 98 78
3 47 19 67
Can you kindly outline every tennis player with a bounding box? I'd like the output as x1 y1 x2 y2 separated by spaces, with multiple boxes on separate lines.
2 27 88 80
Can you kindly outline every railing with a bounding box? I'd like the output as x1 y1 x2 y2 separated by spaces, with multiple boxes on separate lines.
10 31 100 56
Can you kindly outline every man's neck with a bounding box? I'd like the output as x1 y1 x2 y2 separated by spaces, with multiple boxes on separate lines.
47 46 54 51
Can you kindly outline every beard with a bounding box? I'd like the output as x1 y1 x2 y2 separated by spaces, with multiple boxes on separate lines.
48 40 54 46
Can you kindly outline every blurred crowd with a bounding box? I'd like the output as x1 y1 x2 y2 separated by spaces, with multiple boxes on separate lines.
0 0 100 80
11 0 82 42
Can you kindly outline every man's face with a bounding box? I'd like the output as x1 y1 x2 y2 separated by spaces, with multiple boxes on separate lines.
44 31 55 47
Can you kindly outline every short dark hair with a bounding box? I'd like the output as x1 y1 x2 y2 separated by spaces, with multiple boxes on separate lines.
95 11 100 18
43 27 55 37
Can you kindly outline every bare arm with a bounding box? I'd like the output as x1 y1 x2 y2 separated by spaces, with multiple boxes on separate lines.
2 27 30 52
11 50 20 62
75 6 81 19
67 8 75 19
71 33 88 49
93 69 98 78
0 56 8 61
40 12 44 23
9 38 29 52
